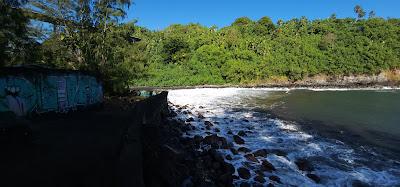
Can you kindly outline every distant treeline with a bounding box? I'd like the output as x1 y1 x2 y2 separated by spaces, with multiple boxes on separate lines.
1 2 400 91
130 15 400 86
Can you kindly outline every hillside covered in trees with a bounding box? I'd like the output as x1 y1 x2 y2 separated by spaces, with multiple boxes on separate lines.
1 1 400 91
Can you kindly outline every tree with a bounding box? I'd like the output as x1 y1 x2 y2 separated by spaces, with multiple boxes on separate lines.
232 17 253 27
257 16 275 31
369 11 376 19
354 5 366 19
0 0 34 66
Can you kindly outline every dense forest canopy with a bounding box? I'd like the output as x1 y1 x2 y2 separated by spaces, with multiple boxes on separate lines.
1 1 400 91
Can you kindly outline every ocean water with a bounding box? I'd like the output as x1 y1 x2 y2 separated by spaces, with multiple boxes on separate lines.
168 88 400 186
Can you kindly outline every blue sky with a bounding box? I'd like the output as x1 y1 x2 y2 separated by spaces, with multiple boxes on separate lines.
125 0 400 30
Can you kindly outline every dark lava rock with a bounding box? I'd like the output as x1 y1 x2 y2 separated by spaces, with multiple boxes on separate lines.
244 154 259 163
206 125 211 130
204 121 213 126
237 167 251 179
214 128 220 133
242 119 250 122
199 106 205 109
232 175 239 179
274 150 288 157
267 183 275 187
198 113 205 119
230 148 239 155
193 135 203 144
307 173 321 183
186 117 194 122
227 130 233 135
255 170 265 177
225 155 233 160
238 130 247 137
233 135 245 144
240 182 250 187
254 175 266 183
295 158 314 172
269 175 281 183
237 147 251 153
261 160 276 172
253 149 268 157
203 134 228 149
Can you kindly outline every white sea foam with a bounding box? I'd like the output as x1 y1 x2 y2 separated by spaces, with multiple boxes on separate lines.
168 88 400 186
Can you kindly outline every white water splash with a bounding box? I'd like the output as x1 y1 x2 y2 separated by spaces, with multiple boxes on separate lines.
168 88 400 187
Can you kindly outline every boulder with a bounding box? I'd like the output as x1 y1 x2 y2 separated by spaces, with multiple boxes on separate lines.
203 134 228 149
244 154 259 163
253 149 268 157
254 175 266 183
269 175 281 183
261 160 276 172
214 128 220 133
238 130 247 137
198 113 205 119
204 121 213 126
239 182 250 187
237 167 251 179
225 155 233 160
233 135 245 144
230 148 239 155
295 158 314 172
237 147 251 153
306 173 320 183
186 117 194 122
227 130 233 135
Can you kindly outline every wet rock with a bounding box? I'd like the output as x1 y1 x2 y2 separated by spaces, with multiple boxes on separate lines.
244 154 259 163
204 121 213 126
242 119 250 122
255 170 265 177
274 150 288 157
218 173 233 186
254 175 266 183
230 148 239 155
203 134 229 149
225 155 233 160
214 128 220 133
261 160 276 172
269 175 281 183
199 106 205 109
238 130 247 137
230 120 234 122
295 158 314 172
193 135 203 144
191 126 196 130
307 173 321 183
253 149 268 157
252 183 263 187
198 113 205 119
233 135 245 144
239 182 250 187
206 125 211 130
237 167 251 179
232 175 239 180
227 130 233 135
237 147 251 153
212 162 221 170
186 117 194 122
267 183 274 187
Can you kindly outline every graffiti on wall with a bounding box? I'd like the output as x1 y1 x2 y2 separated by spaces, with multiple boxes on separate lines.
0 71 103 117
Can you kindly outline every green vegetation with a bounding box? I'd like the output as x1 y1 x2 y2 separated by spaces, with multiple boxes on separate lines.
1 2 400 91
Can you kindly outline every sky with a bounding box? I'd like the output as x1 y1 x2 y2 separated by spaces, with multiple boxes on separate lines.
125 0 400 30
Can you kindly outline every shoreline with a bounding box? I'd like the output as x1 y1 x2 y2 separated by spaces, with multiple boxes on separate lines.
130 83 400 91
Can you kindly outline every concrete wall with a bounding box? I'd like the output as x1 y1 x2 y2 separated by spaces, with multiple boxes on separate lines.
0 71 103 117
